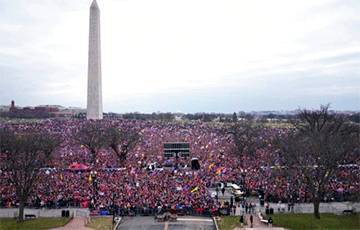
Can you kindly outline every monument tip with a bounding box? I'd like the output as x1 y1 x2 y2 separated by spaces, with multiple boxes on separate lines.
90 0 99 9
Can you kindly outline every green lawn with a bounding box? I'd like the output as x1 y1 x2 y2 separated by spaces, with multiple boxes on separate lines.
0 217 71 230
217 216 246 230
271 213 360 230
85 217 113 230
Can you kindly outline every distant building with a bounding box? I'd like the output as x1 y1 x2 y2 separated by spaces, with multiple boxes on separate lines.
9 100 16 112
1 100 85 118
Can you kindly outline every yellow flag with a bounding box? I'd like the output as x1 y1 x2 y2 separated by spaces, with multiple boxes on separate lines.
191 186 199 193
88 174 92 183
208 163 215 170
216 167 224 175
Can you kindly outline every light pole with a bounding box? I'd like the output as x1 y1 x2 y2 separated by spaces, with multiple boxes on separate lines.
215 186 219 202
175 152 180 169
112 193 117 225
90 170 97 209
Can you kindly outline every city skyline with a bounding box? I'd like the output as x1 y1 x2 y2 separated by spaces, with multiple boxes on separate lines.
0 0 359 113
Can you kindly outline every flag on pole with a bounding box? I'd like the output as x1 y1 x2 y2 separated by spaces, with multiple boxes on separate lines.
216 167 224 175
208 163 215 170
190 186 199 193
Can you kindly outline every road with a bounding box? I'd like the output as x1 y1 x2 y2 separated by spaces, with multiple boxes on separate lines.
117 216 215 230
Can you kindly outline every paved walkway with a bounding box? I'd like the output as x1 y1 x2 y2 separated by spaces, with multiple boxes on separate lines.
51 217 91 230
118 216 215 230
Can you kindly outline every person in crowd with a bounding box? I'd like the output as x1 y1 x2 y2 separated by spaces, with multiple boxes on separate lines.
268 216 273 228
239 214 244 228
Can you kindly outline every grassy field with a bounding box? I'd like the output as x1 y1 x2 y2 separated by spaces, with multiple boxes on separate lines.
85 217 113 230
271 213 360 230
218 214 359 230
217 216 246 230
0 217 71 230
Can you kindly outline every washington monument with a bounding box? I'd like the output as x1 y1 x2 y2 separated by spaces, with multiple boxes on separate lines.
87 0 103 120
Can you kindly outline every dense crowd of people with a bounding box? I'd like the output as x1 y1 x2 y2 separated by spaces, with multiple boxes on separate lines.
0 118 359 215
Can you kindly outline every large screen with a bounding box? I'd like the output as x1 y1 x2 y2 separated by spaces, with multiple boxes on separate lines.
163 142 190 157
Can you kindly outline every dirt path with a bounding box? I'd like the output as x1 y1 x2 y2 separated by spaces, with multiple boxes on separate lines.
51 217 92 230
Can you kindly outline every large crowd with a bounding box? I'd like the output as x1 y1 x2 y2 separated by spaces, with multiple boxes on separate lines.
0 118 359 215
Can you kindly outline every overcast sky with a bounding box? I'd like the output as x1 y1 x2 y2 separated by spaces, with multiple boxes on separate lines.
0 0 359 113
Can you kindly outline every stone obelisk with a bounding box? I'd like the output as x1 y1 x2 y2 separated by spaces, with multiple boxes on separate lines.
87 0 103 120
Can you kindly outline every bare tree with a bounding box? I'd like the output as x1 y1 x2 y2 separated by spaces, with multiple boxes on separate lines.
106 127 139 166
75 121 108 165
229 119 265 156
0 128 59 222
276 105 359 219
